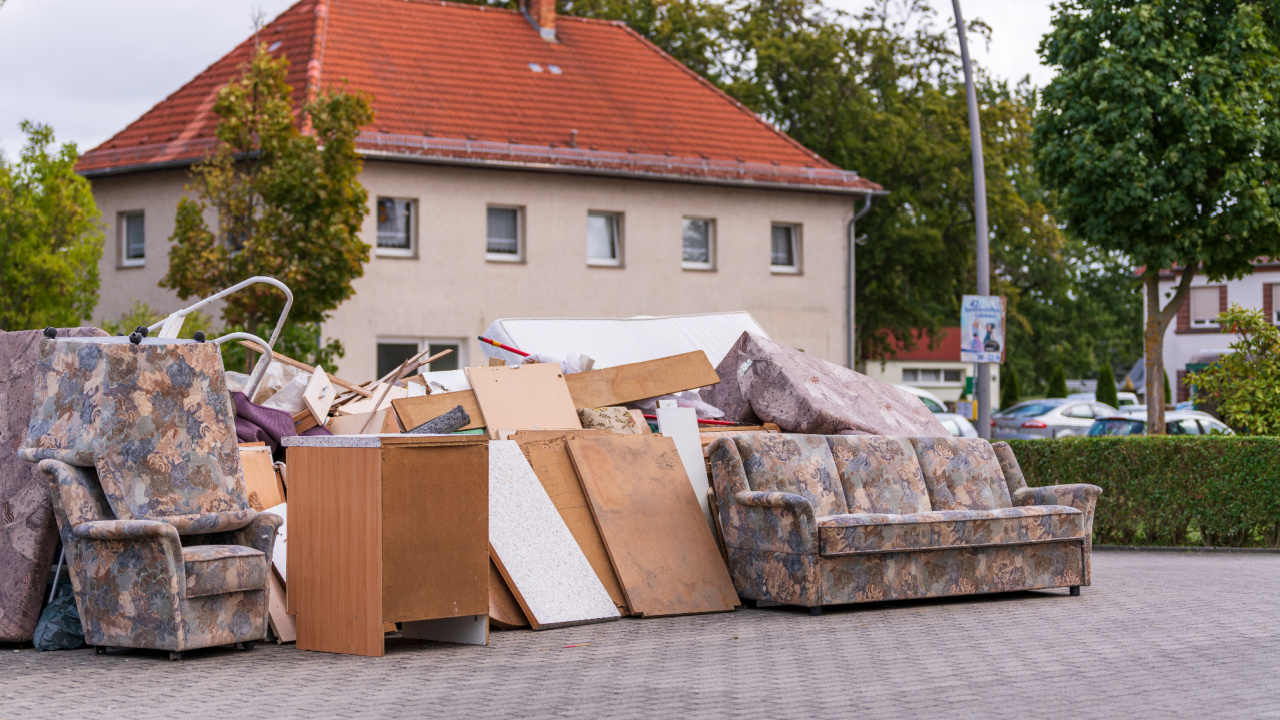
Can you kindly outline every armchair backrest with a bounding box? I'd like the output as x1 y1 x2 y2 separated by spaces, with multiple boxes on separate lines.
732 434 847 516
908 437 1012 511
825 436 931 515
24 337 248 520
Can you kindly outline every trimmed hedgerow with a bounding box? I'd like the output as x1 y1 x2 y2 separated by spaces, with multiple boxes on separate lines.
1009 437 1280 548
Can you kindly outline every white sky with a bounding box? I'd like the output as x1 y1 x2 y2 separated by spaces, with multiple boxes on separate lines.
0 0 1055 160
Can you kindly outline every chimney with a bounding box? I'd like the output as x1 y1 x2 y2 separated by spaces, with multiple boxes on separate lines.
521 0 556 41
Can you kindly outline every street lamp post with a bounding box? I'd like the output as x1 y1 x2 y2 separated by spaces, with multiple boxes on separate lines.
951 0 992 439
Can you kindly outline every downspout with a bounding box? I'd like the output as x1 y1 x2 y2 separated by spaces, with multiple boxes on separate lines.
848 193 875 369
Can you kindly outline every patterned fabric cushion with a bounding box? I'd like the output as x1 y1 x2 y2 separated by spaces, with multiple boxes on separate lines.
733 434 847 517
182 545 267 598
816 505 1084 555
991 442 1028 495
909 437 1012 511
826 436 932 515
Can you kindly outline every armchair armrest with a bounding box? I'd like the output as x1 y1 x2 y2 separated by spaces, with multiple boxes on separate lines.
206 511 282 561
73 519 181 542
709 437 818 554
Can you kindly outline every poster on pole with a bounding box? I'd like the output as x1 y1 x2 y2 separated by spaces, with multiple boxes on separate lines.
960 295 1005 364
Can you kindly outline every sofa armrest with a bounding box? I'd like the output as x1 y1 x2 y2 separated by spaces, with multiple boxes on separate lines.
73 519 181 542
709 437 817 554
1013 483 1102 515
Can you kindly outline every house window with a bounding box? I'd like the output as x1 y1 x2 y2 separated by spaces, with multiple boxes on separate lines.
377 339 463 379
486 206 523 261
682 218 714 270
943 369 963 383
587 211 621 266
1272 285 1280 324
902 367 961 385
1190 286 1220 326
771 223 801 273
376 197 414 256
121 211 145 266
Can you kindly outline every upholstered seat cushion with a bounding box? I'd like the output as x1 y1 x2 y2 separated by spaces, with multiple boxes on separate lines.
826 436 932 515
816 505 1084 555
909 437 1013 511
734 434 848 517
183 545 267 598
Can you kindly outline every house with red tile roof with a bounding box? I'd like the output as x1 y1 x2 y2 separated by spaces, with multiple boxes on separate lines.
84 0 883 379
861 328 1001 408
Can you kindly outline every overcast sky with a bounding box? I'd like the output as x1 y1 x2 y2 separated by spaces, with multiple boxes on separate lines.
0 0 1056 160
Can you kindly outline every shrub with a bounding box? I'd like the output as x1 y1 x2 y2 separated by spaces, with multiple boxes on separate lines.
1188 305 1280 435
1000 366 1020 410
1010 437 1280 548
1096 363 1118 408
1046 365 1067 399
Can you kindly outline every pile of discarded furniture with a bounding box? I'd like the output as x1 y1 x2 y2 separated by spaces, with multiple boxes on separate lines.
0 291 1101 660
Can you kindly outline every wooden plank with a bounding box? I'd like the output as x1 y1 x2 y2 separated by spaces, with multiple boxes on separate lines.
266 569 296 644
391 390 485 432
487 440 619 629
487 559 529 629
656 403 715 533
467 363 581 439
240 446 285 510
628 409 653 434
513 430 628 614
303 366 336 425
381 445 488 623
288 446 385 657
567 435 739 618
237 341 372 398
564 351 719 409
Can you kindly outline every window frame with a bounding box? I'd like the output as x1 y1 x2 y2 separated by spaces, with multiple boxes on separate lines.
770 222 802 274
485 205 525 263
681 217 716 271
1189 285 1221 327
119 210 146 267
586 210 623 267
375 197 417 258
376 337 467 378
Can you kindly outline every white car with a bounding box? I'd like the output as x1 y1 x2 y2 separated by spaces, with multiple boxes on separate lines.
1068 391 1139 407
934 412 979 438
894 384 948 414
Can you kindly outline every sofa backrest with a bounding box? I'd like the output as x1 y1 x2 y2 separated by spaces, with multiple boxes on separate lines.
990 442 1027 496
826 436 932 515
908 437 1012 511
732 434 847 516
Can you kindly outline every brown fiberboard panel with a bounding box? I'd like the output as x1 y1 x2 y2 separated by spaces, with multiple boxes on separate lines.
240 446 285 510
467 363 581 439
266 569 296 643
391 390 485 432
564 351 719 409
381 445 489 623
514 430 628 614
567 435 739 618
488 558 529 629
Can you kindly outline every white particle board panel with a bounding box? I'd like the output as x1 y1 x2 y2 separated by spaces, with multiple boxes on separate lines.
487 440 619 629
656 401 714 533
401 614 488 646
264 502 287 581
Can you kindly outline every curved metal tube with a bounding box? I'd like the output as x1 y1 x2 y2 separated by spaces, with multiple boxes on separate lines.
150 276 294 347
213 332 274 399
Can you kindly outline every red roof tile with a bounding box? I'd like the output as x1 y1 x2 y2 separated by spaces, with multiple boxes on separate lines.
77 0 880 192
880 328 962 362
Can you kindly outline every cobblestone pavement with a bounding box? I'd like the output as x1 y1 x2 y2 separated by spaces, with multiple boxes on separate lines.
3 550 1278 719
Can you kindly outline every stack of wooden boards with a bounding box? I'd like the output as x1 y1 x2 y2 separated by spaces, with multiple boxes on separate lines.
238 443 295 643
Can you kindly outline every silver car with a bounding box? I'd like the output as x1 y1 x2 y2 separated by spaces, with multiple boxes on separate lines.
1087 411 1233 436
992 398 1117 439
935 412 979 438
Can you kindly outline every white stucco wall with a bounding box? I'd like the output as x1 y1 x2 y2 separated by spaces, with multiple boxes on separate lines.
862 360 1000 406
1153 268 1280 386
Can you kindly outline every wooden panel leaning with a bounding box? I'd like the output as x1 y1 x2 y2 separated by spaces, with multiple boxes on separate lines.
284 434 489 657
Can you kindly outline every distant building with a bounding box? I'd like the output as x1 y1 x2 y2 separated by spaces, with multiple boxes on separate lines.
77 0 883 380
861 328 1000 408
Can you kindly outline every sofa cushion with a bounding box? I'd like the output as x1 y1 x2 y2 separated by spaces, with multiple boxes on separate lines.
733 434 847 516
909 437 1012 511
183 545 267 598
826 436 932 515
817 505 1084 555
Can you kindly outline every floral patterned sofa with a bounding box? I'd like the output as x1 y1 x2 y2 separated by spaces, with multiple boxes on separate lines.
708 433 1101 613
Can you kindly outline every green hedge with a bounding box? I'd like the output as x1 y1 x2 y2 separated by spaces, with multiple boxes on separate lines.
1009 437 1280 548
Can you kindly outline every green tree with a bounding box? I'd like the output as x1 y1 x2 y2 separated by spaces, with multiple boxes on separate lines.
1034 0 1280 433
161 43 374 367
1000 365 1020 410
1096 362 1118 408
1046 365 1068 399
1188 306 1280 434
0 122 102 331
1164 369 1172 405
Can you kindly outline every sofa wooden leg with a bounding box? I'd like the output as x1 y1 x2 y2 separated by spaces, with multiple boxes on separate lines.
1070 586 1081 596
95 646 106 655
238 641 257 651
169 651 183 662
808 607 822 616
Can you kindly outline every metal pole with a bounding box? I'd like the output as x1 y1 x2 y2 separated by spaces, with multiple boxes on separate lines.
952 0 992 439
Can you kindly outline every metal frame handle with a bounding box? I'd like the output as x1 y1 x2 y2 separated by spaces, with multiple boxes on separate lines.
149 276 293 347
213 332 274 399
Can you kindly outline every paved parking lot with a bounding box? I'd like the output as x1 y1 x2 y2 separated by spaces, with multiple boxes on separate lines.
3 550 1278 719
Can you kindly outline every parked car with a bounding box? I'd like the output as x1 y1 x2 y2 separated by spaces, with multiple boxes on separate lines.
895 384 948 414
992 398 1117 439
1067 391 1139 407
1087 411 1233 436
934 413 979 438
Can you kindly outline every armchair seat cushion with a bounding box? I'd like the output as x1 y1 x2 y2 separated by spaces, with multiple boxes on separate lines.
817 505 1084 556
183 545 267 598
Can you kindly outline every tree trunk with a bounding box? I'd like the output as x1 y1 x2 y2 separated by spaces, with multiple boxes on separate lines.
1143 266 1197 435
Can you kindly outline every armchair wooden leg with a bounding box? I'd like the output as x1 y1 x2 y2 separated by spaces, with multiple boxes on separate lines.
1070 586 1081 596
95 646 106 655
238 641 257 651
808 607 822 616
169 651 183 661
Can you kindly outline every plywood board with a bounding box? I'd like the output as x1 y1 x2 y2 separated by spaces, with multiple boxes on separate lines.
567 435 739 618
241 446 285 511
263 502 288 581
381 445 488 623
392 390 485 432
341 383 408 415
488 559 529 629
487 441 619 629
303 365 336 424
266 569 296 644
628 409 653 434
402 614 488 645
514 430 628 613
564 351 719 409
656 403 715 532
467 364 582 439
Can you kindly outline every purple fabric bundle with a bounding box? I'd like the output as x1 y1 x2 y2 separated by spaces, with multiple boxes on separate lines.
232 391 329 453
